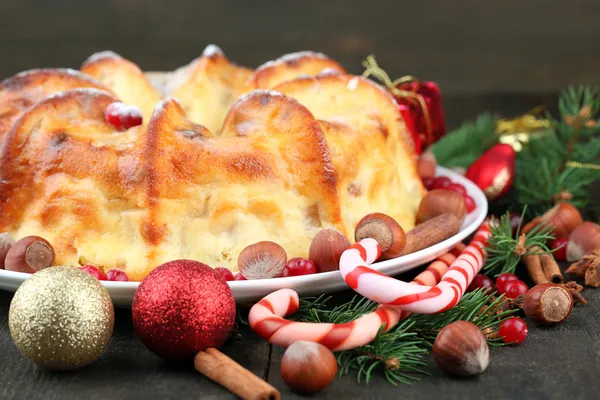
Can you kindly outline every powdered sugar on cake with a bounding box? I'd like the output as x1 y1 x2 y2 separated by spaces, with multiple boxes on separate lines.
255 51 330 72
83 50 122 66
202 44 224 57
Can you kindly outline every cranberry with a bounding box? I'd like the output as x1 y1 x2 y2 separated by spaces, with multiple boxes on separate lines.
215 267 235 282
446 183 467 196
80 264 106 281
509 212 523 235
550 237 568 261
105 102 143 130
431 176 452 190
105 268 129 282
503 280 529 299
467 274 494 293
234 272 247 281
495 273 519 294
499 317 528 344
282 257 317 277
463 195 476 213
422 177 435 190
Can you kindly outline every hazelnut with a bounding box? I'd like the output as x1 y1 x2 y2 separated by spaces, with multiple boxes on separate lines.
4 236 55 273
416 189 467 225
566 222 600 262
523 283 573 326
354 213 406 260
308 229 351 272
433 321 490 377
237 241 287 279
522 202 583 239
280 341 337 394
0 232 16 269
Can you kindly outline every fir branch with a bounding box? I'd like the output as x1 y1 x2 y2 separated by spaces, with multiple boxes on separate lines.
429 113 498 168
483 209 555 276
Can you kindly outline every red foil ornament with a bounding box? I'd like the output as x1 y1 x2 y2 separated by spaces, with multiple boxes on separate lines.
132 260 236 360
466 143 516 201
395 81 447 155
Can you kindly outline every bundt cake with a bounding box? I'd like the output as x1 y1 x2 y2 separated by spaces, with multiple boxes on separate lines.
0 45 425 280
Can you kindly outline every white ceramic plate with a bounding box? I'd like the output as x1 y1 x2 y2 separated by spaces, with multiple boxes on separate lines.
0 167 487 306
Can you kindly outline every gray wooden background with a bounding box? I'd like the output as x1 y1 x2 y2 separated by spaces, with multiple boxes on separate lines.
1 0 599 97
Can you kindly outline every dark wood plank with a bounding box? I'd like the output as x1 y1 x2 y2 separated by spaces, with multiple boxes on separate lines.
1 0 600 94
0 290 270 400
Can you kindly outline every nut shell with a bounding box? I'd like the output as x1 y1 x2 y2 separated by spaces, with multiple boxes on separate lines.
523 283 573 326
355 213 406 260
309 229 351 272
566 222 600 262
522 202 583 239
416 189 467 225
237 241 287 279
280 341 338 393
0 232 16 269
433 321 489 377
4 236 55 273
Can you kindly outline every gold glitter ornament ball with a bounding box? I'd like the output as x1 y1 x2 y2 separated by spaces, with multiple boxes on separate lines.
9 266 115 370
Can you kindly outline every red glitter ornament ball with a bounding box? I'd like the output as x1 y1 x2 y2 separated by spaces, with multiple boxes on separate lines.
132 260 236 360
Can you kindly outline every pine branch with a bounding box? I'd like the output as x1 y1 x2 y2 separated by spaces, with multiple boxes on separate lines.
483 208 556 276
429 113 498 168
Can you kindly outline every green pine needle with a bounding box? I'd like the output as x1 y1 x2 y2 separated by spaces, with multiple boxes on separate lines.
483 208 555 276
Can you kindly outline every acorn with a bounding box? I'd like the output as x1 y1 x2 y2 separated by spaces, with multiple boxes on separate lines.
309 229 351 272
522 202 583 239
354 213 406 260
523 283 573 326
237 241 287 279
433 321 490 377
4 236 55 273
280 341 338 394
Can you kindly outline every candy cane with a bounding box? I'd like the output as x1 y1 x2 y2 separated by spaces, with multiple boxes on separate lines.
249 234 481 350
340 223 490 314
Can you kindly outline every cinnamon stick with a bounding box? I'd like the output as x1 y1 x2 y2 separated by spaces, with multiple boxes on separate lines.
523 253 549 285
539 251 564 284
194 348 280 400
400 213 461 255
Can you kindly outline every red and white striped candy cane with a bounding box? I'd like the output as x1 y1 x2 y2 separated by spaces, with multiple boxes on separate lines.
340 223 490 314
249 228 486 350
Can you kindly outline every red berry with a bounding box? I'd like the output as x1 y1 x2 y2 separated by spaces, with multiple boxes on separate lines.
431 176 452 190
550 237 568 261
499 317 528 344
463 195 476 213
495 273 519 294
422 177 435 190
105 268 129 282
467 274 494 293
503 280 529 299
234 272 247 281
509 212 523 235
80 264 106 281
446 183 467 196
282 257 317 277
214 267 235 282
105 102 143 130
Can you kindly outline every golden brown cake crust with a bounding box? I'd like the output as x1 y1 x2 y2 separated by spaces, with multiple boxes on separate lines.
0 47 424 279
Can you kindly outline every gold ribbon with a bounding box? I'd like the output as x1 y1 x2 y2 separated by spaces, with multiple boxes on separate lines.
496 106 551 151
362 55 433 143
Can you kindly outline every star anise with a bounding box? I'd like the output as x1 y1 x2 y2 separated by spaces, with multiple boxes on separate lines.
564 105 597 129
565 250 600 288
